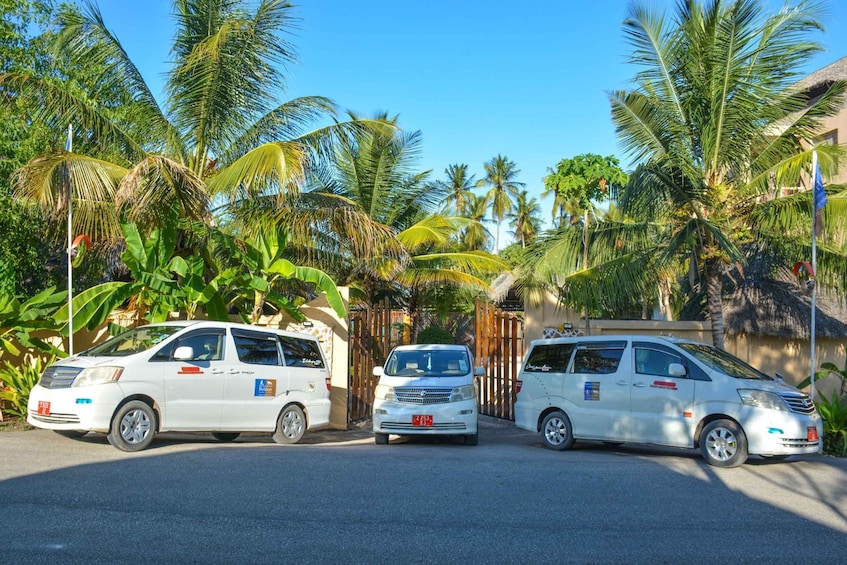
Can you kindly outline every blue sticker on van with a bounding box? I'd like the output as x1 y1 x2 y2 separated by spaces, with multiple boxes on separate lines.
254 379 277 397
584 382 600 401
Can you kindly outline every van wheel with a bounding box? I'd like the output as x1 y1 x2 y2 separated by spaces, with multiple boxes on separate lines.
701 419 748 468
212 432 240 442
54 430 87 439
464 433 479 446
541 410 574 451
273 405 306 444
374 433 389 445
107 401 156 452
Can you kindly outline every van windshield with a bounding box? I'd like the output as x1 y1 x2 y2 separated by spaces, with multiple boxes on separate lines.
79 326 184 357
384 350 471 377
678 343 772 380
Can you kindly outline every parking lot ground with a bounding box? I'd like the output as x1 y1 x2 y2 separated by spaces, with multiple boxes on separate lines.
2 418 846 564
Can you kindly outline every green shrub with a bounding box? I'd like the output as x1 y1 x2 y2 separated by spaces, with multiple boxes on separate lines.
816 391 847 456
0 354 51 419
417 326 454 344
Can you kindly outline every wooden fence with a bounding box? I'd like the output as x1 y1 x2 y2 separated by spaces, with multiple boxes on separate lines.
475 300 524 421
348 299 395 421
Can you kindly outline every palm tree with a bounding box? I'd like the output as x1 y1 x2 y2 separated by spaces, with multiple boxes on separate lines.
477 155 524 252
608 0 847 348
440 163 476 215
508 190 542 248
299 112 507 340
461 193 494 251
3 0 384 244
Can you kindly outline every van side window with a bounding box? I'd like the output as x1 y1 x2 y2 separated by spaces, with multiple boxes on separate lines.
150 329 225 362
279 336 325 369
232 329 281 366
524 344 575 373
634 347 683 377
572 342 625 374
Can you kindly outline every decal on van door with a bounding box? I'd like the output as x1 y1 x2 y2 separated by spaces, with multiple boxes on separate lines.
651 380 678 391
254 379 277 397
584 382 600 401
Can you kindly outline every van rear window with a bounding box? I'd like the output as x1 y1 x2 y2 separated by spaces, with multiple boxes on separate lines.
279 336 326 369
524 344 575 373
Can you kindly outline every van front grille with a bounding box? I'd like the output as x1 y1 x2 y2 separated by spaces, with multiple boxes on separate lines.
29 410 81 425
394 387 452 405
39 367 82 389
779 393 816 415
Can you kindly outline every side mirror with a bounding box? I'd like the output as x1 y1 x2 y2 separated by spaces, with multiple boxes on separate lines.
668 362 686 377
174 346 194 361
474 366 485 377
373 366 384 377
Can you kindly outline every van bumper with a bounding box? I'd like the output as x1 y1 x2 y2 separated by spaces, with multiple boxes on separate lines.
26 383 121 433
373 399 478 435
743 410 824 456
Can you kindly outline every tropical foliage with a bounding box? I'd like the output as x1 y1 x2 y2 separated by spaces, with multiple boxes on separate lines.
0 353 52 419
522 0 847 347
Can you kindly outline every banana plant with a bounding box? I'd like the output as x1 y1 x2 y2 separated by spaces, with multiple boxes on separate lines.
55 223 229 331
213 225 346 324
0 286 67 359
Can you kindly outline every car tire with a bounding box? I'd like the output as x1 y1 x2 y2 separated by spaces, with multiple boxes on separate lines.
700 419 748 468
273 405 306 444
374 432 389 445
212 432 240 442
464 432 479 446
54 430 87 439
107 400 156 452
541 410 575 451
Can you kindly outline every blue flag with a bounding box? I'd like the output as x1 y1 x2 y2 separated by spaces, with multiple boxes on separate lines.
814 162 827 237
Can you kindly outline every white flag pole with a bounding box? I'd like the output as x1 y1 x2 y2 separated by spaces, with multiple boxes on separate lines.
810 150 818 401
66 124 74 356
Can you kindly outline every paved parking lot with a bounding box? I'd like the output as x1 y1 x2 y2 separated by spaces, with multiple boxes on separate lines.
2 418 846 564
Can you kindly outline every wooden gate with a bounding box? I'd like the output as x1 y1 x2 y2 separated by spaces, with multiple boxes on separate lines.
348 299 396 421
475 299 523 421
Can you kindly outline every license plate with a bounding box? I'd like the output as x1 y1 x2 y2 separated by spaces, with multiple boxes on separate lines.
37 401 51 416
412 414 433 427
808 426 819 441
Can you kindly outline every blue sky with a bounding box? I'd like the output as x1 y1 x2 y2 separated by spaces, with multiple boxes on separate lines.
90 0 847 242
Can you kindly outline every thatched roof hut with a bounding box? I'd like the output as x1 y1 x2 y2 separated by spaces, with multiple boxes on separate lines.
723 266 847 340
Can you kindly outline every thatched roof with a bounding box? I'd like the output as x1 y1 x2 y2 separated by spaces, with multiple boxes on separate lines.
792 56 847 92
723 266 847 339
489 272 516 303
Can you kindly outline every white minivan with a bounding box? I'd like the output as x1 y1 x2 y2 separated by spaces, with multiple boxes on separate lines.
27 321 332 451
514 335 823 467
372 344 485 445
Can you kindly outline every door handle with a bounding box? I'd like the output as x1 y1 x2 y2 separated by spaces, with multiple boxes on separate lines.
616 380 630 386
633 382 649 387
227 369 240 374
211 369 224 375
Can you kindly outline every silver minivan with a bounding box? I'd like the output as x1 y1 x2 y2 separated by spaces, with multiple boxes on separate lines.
514 335 822 467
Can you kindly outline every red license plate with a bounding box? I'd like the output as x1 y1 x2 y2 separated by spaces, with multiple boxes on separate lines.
808 426 819 441
412 414 433 427
37 401 51 415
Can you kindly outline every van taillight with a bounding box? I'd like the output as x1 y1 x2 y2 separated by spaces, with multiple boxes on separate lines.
325 377 331 391
515 380 522 393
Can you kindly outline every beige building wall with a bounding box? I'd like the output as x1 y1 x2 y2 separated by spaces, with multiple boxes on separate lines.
814 104 847 185
525 290 845 398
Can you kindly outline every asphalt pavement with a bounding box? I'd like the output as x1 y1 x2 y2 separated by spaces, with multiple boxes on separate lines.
1 417 846 564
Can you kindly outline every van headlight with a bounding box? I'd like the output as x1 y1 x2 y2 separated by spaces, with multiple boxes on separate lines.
450 385 476 402
738 389 788 412
73 367 123 387
375 384 395 401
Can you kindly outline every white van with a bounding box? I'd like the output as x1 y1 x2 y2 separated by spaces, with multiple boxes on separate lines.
514 335 822 467
372 344 485 445
27 321 332 451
